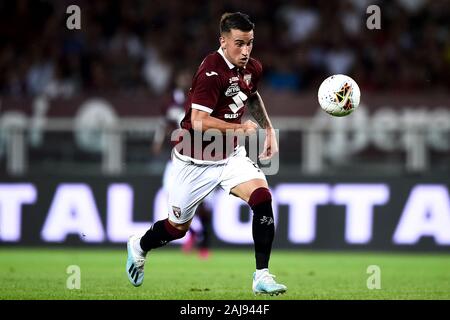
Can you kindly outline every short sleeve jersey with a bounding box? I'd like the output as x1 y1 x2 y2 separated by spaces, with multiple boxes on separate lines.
176 48 263 160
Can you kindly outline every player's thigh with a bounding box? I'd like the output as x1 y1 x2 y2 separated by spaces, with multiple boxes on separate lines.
168 160 219 224
230 178 268 203
219 151 268 202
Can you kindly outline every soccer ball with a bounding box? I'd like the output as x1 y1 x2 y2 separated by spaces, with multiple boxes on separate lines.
318 74 361 117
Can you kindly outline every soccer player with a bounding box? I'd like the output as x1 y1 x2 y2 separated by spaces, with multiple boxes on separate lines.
126 12 287 295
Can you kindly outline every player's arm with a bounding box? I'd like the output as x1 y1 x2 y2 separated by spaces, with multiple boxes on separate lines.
247 91 273 129
191 109 257 134
247 91 278 160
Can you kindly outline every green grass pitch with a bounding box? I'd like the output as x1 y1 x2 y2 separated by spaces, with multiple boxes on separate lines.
0 248 449 300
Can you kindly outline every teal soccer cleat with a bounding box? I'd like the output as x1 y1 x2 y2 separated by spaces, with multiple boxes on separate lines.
126 235 146 287
252 270 287 296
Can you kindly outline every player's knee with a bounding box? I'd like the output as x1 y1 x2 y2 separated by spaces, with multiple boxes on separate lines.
248 187 272 209
165 219 188 239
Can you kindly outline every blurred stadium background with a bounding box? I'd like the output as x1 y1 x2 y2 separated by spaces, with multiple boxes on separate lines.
0 0 449 300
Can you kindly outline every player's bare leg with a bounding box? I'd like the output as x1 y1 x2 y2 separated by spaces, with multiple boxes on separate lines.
231 178 287 295
231 178 268 202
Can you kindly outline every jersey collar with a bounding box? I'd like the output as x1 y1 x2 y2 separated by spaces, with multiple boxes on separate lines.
217 47 235 69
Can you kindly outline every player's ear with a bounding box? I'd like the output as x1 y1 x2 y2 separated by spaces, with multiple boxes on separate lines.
219 35 226 49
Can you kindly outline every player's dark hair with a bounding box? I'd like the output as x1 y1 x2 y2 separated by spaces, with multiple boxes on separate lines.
220 12 254 34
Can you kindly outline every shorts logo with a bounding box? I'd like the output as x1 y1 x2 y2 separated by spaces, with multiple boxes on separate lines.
172 206 182 219
244 74 252 85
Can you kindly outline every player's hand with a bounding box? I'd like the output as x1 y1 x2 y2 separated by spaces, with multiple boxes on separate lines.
240 120 258 136
259 128 278 160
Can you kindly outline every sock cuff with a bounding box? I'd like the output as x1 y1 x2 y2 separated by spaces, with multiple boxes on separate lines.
164 219 186 238
248 187 272 208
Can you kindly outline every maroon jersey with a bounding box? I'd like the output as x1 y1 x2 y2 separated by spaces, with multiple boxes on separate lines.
175 48 263 161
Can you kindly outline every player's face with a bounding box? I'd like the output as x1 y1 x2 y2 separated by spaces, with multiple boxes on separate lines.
220 29 254 68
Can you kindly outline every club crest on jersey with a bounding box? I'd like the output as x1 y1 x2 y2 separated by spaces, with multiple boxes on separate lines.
244 74 252 85
172 206 181 219
225 83 240 97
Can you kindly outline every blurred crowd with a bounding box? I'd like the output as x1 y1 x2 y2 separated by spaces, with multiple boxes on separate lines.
0 0 448 99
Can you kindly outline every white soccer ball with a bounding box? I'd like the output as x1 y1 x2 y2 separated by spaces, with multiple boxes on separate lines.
318 74 361 117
